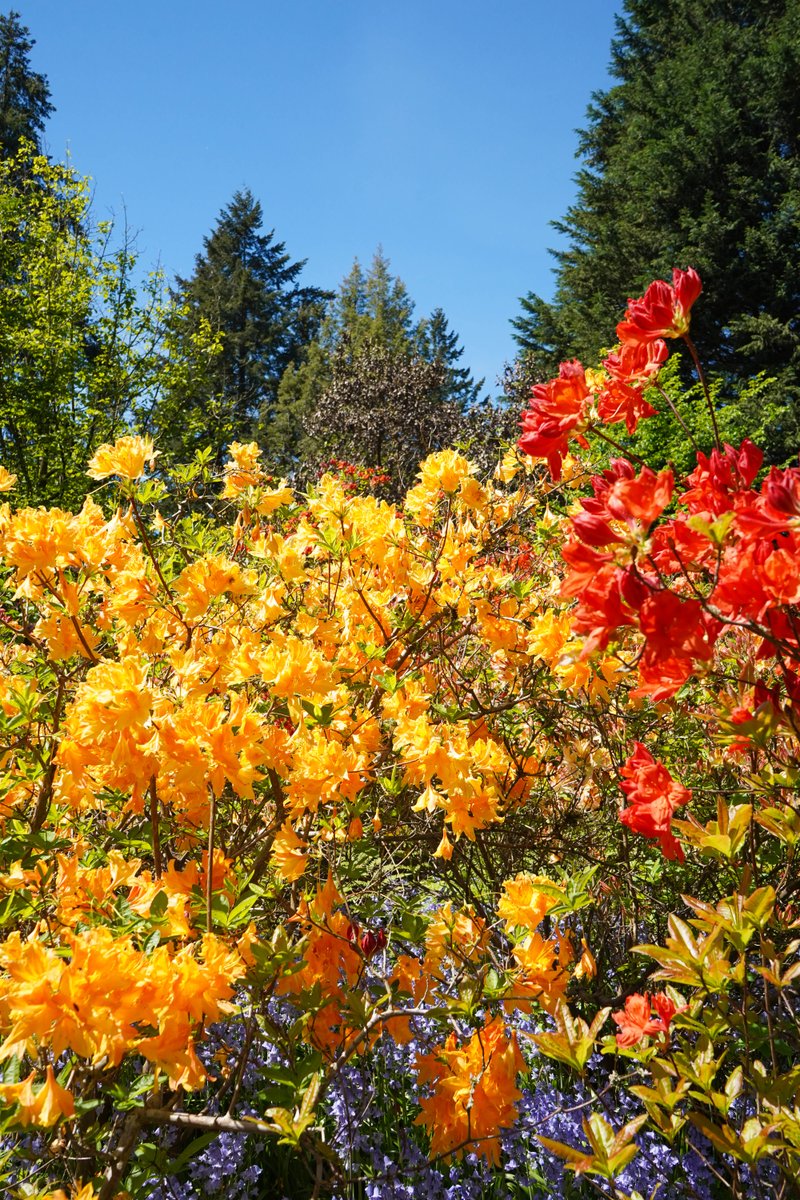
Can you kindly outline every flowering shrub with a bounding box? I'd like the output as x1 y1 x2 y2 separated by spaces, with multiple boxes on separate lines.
0 270 797 1199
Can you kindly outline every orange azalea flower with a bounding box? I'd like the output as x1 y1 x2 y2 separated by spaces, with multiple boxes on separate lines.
0 1065 74 1127
511 931 571 1011
271 821 309 882
45 1186 98 1200
30 1064 75 1126
86 435 157 481
415 1017 525 1163
497 874 562 933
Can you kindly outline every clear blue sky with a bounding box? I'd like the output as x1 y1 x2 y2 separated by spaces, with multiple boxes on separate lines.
19 1 621 394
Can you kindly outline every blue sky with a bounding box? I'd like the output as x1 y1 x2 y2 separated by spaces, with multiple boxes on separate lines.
19 1 621 393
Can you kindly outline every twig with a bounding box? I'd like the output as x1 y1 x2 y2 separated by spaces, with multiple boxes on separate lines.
206 786 216 933
683 334 721 450
149 774 162 879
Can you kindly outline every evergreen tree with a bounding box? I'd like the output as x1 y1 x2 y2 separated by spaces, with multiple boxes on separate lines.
271 249 482 481
417 307 483 410
157 190 329 466
512 0 800 461
0 11 53 159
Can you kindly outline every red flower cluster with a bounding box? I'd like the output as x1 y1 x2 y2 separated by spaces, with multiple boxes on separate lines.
618 743 691 861
518 269 703 476
616 267 702 346
520 269 800 746
613 991 687 1047
518 360 591 480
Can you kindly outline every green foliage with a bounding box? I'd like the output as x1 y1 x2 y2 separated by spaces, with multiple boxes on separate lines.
591 355 790 475
155 189 330 468
512 0 800 461
0 146 187 509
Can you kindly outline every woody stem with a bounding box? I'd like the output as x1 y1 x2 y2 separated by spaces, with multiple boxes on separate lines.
206 787 216 933
682 334 721 450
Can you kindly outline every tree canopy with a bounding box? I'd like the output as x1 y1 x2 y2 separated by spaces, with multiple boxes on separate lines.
0 147 185 508
271 248 483 485
0 10 53 159
155 189 330 466
512 0 800 462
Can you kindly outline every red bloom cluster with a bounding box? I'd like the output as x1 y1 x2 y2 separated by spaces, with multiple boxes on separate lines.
518 269 703 477
518 360 591 480
520 269 800 742
618 743 691 861
616 267 702 346
613 992 687 1047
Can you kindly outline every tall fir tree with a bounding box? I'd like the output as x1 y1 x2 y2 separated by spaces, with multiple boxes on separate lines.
270 248 483 480
416 307 482 410
155 190 329 466
0 11 53 159
512 0 800 463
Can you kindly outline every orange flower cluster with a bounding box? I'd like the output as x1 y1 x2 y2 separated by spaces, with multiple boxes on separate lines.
416 1017 525 1164
0 927 246 1090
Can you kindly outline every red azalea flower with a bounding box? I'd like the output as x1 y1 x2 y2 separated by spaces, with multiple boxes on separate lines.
518 360 591 479
613 993 657 1047
616 268 702 347
596 379 658 434
604 338 669 385
681 439 763 517
570 461 673 547
613 992 686 1047
618 742 691 859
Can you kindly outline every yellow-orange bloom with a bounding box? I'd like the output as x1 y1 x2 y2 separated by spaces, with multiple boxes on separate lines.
0 466 16 491
271 821 308 881
87 435 157 481
0 1065 74 1127
415 1017 524 1163
497 874 563 933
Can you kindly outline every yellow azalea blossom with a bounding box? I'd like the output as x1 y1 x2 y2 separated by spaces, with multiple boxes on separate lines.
271 821 309 881
255 481 294 514
221 440 264 496
86 435 157 481
0 466 16 491
498 873 563 933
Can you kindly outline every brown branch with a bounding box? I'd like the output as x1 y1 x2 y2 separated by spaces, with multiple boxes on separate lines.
206 786 216 933
149 774 162 879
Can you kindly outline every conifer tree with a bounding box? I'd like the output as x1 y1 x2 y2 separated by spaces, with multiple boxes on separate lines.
512 0 800 462
271 249 482 481
417 307 483 410
0 11 53 159
157 190 329 466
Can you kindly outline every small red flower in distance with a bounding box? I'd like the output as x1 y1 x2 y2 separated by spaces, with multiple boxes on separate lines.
613 992 687 1047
